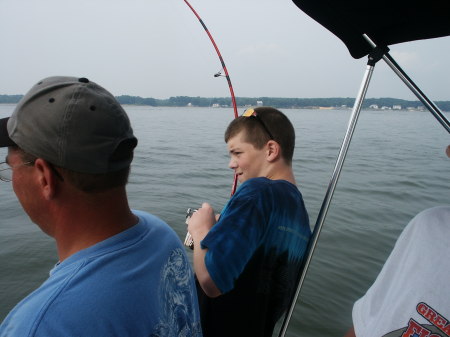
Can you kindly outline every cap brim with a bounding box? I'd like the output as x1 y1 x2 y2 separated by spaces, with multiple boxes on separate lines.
0 117 17 147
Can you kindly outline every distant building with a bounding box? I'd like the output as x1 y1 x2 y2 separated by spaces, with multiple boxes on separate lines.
256 100 263 106
393 105 402 110
369 104 379 109
212 103 220 108
187 103 193 107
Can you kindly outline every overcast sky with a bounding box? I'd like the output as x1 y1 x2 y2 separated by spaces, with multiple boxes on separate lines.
1 0 449 101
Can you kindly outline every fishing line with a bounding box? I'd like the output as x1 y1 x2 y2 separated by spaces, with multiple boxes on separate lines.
182 0 238 195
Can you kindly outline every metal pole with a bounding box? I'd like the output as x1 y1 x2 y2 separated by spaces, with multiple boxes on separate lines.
363 34 450 133
278 63 375 337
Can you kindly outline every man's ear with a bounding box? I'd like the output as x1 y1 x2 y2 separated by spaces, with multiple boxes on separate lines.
34 159 58 200
266 140 281 162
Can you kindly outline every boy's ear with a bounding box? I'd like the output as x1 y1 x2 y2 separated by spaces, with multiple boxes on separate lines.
266 140 281 162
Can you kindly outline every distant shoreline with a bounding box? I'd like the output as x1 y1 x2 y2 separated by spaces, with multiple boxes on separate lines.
1 95 449 112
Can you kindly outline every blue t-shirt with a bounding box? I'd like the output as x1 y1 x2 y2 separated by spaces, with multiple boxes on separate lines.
198 177 311 337
0 210 202 337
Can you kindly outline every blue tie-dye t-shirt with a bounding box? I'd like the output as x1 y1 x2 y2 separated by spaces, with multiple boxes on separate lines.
198 177 311 337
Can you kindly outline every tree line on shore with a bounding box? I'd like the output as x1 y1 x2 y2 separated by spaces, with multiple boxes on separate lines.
1 94 449 111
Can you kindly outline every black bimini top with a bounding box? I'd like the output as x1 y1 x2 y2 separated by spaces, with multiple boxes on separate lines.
291 0 450 59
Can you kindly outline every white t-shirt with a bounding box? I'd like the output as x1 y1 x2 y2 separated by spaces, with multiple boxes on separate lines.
352 206 450 337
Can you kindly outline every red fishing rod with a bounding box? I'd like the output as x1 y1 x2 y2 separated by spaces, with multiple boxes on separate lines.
182 0 239 196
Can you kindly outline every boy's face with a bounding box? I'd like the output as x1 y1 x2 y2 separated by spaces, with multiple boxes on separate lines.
227 130 267 183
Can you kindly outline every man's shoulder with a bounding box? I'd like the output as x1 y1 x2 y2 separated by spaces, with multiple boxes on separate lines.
414 205 450 221
132 210 177 236
133 209 166 224
404 205 450 240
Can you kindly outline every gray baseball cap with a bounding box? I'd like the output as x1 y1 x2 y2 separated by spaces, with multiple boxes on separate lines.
0 76 137 174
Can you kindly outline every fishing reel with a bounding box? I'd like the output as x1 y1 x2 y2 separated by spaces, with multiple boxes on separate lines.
184 208 197 249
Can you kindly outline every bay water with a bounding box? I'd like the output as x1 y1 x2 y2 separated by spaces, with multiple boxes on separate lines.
0 104 448 336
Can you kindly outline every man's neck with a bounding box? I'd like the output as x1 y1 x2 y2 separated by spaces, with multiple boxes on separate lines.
52 188 138 261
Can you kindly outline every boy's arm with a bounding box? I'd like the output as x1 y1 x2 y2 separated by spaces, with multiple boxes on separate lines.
188 202 222 298
192 244 221 297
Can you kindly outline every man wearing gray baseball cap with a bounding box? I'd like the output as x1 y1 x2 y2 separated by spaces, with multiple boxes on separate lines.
0 76 202 336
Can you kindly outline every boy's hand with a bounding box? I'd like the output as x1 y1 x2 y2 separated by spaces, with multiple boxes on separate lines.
188 202 222 297
188 202 216 242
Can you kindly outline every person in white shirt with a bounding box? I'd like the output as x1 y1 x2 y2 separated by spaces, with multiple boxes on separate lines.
345 145 450 337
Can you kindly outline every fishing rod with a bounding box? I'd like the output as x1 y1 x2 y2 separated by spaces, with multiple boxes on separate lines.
182 0 239 196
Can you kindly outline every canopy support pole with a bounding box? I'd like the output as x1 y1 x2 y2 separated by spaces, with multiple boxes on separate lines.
363 34 450 133
279 34 449 335
278 47 383 337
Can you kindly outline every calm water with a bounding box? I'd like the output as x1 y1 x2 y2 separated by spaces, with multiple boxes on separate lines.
0 105 449 336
